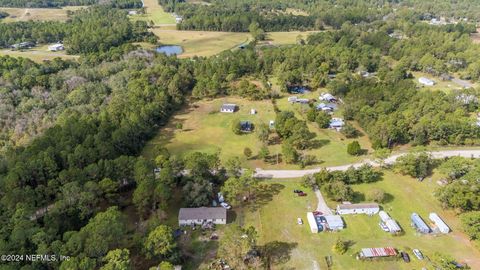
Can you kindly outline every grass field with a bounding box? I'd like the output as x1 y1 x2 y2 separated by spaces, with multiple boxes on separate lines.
129 0 175 25
0 6 83 22
143 97 276 164
239 171 480 270
0 45 79 62
150 29 251 57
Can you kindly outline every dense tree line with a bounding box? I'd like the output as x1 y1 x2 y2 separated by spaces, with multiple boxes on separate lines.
0 53 195 269
0 6 153 53
0 0 142 8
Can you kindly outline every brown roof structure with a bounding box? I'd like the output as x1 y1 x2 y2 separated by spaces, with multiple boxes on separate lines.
179 207 226 220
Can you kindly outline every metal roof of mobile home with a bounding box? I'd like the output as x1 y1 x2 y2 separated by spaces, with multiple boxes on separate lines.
378 211 390 222
429 213 450 233
411 213 430 233
360 247 397 258
324 215 344 229
337 203 379 210
179 207 226 220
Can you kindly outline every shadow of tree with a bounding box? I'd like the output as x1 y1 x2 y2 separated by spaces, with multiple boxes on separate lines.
351 191 365 203
382 192 395 204
259 241 298 269
309 139 330 149
248 183 285 211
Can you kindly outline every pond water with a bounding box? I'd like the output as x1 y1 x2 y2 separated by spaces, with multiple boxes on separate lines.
156 45 183 56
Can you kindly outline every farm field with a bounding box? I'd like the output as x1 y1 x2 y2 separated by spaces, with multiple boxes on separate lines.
239 171 480 270
129 0 175 25
151 29 250 58
0 45 79 62
0 6 83 22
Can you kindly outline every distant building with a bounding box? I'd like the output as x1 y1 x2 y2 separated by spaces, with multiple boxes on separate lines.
128 10 138 15
240 121 253 132
307 212 320 233
429 213 450 234
178 207 227 226
337 203 380 215
48 43 64 51
319 93 337 102
358 247 398 259
250 109 256 115
269 120 275 129
296 98 310 104
418 77 435 86
287 96 297 103
411 213 430 234
220 103 237 113
316 103 337 112
11 41 35 50
329 118 345 130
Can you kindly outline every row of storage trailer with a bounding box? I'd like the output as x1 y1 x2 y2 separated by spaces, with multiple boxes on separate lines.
411 212 450 234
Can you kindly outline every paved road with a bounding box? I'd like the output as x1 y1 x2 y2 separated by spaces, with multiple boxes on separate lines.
254 149 480 179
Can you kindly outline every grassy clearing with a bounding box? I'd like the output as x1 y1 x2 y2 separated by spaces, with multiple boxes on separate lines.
142 97 276 164
0 45 79 62
0 6 83 22
239 172 480 269
412 71 478 92
263 31 321 45
150 29 251 57
129 0 175 25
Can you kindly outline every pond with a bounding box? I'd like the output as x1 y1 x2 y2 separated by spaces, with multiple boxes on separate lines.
156 45 183 56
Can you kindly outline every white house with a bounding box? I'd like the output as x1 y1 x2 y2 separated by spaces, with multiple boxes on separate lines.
418 77 435 86
429 213 450 234
220 103 237 113
48 43 64 51
337 203 380 215
178 207 227 226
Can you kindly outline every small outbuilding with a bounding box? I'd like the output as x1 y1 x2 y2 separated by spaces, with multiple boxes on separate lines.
411 213 430 234
324 215 344 231
329 118 345 130
48 43 64 51
287 96 298 103
319 93 337 102
220 103 237 113
418 77 435 86
179 207 227 226
337 203 380 215
250 109 256 115
429 213 450 234
378 211 401 233
307 212 319 233
358 247 398 259
240 121 253 132
269 120 275 129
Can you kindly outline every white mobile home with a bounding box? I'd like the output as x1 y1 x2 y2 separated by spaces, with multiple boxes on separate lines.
220 103 237 113
48 43 64 51
429 213 450 234
179 207 227 226
378 211 401 233
307 212 319 233
337 203 379 215
418 77 435 86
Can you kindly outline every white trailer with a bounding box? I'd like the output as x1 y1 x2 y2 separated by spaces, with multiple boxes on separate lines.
307 212 319 233
429 213 450 234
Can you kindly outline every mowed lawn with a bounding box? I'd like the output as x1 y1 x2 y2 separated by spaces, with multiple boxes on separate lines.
0 6 83 22
0 45 79 62
129 0 175 25
151 29 251 58
239 172 480 270
142 97 276 164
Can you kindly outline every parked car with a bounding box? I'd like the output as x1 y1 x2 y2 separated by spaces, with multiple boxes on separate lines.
220 202 231 209
297 218 303 225
412 249 424 260
293 189 302 193
313 211 323 216
297 192 307 196
401 252 410 263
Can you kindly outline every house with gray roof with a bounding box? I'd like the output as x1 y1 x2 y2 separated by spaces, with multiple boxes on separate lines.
220 103 237 113
178 207 227 226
